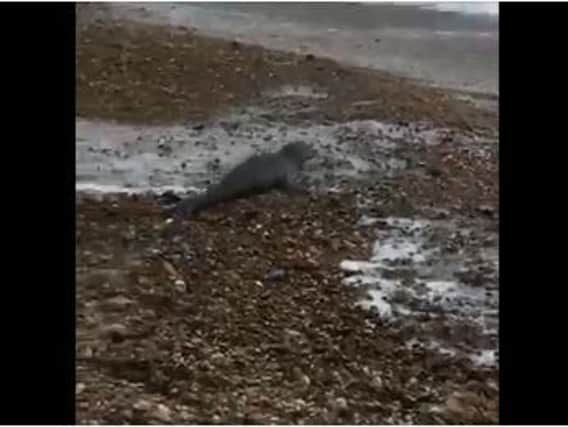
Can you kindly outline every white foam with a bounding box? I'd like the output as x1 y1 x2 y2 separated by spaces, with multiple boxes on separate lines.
341 215 498 363
424 2 499 17
384 216 428 230
339 260 376 273
75 182 198 195
77 117 456 196
374 240 425 264
407 338 497 367
406 338 457 357
341 217 432 320
394 2 499 17
425 280 456 294
471 349 497 367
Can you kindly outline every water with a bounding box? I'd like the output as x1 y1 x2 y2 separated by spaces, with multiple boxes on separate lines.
104 2 498 94
341 216 499 367
420 2 499 17
76 104 469 196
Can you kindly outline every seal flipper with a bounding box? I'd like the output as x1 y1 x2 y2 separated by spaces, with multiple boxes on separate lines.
169 190 218 220
171 196 199 220
278 170 309 195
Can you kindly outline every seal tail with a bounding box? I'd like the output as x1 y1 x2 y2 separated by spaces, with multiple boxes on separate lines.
169 189 224 220
170 195 202 219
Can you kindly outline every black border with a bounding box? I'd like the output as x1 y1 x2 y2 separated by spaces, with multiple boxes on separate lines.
499 3 511 423
500 2 567 425
3 1 568 425
2 3 75 424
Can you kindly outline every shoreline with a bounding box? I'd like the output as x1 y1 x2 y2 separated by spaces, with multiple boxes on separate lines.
90 2 498 96
76 5 499 424
77 4 498 133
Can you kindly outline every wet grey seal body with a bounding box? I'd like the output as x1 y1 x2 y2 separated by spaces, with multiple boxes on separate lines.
171 141 315 219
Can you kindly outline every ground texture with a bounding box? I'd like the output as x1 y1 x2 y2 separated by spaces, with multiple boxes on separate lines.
76 4 498 424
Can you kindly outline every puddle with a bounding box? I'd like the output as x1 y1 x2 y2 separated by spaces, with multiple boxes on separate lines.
76 111 464 195
342 216 499 367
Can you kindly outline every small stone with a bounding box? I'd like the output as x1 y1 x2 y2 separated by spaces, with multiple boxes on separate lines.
335 397 348 410
477 204 496 217
103 295 134 309
294 398 307 410
81 346 93 358
133 399 153 412
371 375 384 390
76 383 86 395
445 395 465 415
153 403 172 422
138 276 152 286
100 323 128 341
432 208 450 219
192 123 205 131
265 268 286 281
443 391 483 419
121 409 133 419
174 279 187 292
428 167 443 177
210 351 225 363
